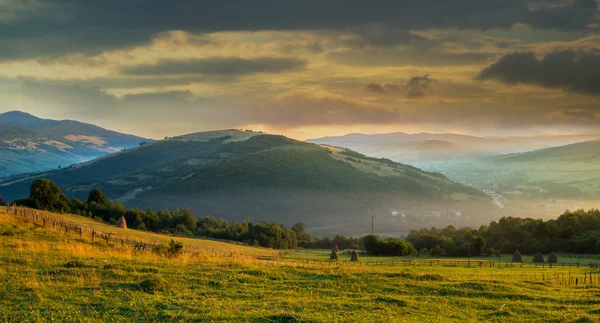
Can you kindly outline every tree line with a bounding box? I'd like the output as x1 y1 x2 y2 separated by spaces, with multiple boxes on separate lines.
13 179 600 256
407 209 600 256
14 179 298 250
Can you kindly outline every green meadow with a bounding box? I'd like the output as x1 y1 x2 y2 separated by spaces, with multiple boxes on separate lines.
1 208 599 322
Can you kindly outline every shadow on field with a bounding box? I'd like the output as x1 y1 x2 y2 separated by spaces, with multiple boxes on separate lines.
252 313 312 323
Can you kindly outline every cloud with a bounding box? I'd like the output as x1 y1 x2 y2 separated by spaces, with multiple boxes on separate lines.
0 0 597 60
3 77 600 138
406 74 433 98
365 74 433 98
477 50 600 95
121 57 306 76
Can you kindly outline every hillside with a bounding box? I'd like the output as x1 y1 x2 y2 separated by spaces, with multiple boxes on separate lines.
360 140 482 168
0 130 493 235
308 132 600 169
0 111 149 177
447 140 600 197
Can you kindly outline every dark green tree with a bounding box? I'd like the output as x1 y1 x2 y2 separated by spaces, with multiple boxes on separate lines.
471 236 486 256
87 188 107 206
29 179 68 212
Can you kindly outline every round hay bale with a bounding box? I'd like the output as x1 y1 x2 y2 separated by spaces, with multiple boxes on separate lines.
547 252 558 263
532 252 544 263
330 250 339 260
350 250 359 262
116 215 127 229
512 250 522 262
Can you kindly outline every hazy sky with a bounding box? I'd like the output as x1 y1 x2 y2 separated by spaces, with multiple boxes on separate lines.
1 0 599 139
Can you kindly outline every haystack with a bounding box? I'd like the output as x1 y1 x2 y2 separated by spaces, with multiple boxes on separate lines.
333 244 339 252
350 250 359 262
532 252 544 263
547 252 558 263
116 216 127 229
512 250 522 262
330 250 339 260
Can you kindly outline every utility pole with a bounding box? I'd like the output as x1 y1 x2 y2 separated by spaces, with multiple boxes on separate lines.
371 215 374 235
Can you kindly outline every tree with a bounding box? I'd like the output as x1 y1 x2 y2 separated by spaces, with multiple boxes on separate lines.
29 179 68 212
471 236 485 256
0 195 6 206
87 188 107 206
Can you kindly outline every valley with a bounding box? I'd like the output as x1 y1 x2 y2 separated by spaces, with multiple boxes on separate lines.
0 130 494 236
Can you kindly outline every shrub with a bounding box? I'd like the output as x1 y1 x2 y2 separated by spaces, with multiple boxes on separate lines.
137 276 169 294
167 239 184 257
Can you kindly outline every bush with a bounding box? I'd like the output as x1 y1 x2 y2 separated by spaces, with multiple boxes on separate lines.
137 276 169 294
167 239 184 257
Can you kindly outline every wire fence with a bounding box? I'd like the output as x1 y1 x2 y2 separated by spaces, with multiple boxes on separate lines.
2 205 283 259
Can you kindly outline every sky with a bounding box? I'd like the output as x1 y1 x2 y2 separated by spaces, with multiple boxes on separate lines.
0 0 599 140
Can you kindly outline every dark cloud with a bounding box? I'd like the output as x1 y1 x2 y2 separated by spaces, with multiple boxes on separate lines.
477 50 600 95
0 0 597 60
407 74 433 98
121 57 306 76
365 75 433 98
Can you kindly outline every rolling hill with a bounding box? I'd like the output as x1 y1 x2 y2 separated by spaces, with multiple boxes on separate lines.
446 139 600 197
308 132 600 169
0 130 493 235
0 111 149 177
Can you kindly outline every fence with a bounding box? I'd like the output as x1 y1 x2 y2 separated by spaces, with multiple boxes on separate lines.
2 205 283 259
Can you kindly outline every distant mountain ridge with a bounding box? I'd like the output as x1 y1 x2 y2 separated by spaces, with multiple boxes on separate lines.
0 110 149 177
446 139 600 197
0 130 494 235
308 132 600 169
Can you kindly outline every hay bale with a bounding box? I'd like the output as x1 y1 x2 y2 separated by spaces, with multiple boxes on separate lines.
116 215 127 229
547 252 558 263
330 250 339 260
350 250 359 262
532 252 544 263
512 250 522 262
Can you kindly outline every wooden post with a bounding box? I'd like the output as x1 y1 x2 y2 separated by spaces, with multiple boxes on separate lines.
79 227 83 237
92 230 96 242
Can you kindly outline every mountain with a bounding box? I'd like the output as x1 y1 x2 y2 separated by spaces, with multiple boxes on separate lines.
0 130 493 235
308 132 600 169
351 139 482 169
446 139 600 198
0 111 149 178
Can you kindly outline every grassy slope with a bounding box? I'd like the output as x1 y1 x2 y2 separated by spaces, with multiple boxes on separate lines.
1 208 600 322
446 140 600 197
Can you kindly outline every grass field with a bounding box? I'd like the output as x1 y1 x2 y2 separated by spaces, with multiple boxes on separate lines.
286 249 600 266
1 208 600 322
